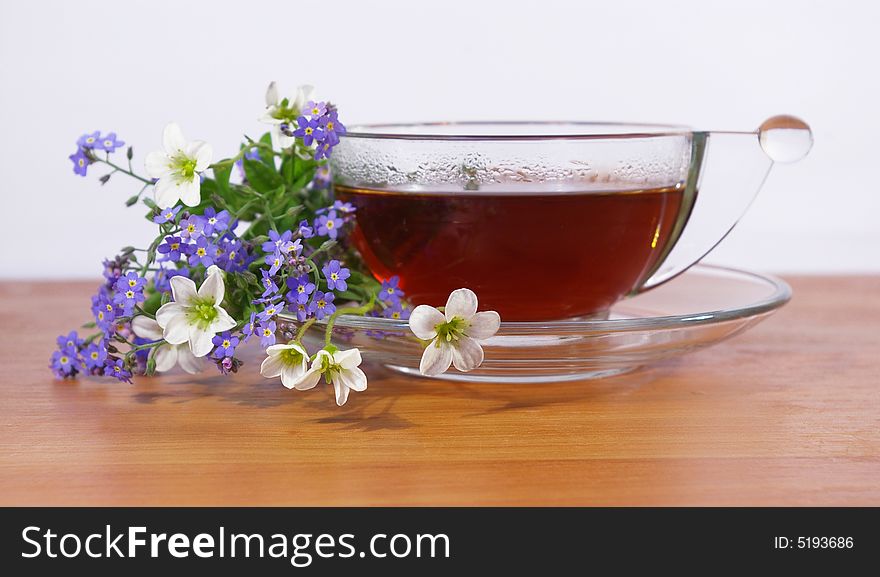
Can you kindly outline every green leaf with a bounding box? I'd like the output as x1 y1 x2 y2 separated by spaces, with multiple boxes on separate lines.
334 290 361 301
243 158 282 192
280 154 296 186
142 291 163 316
213 162 233 196
258 133 275 169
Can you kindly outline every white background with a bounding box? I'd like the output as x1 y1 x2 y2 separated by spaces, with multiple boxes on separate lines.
1 0 877 278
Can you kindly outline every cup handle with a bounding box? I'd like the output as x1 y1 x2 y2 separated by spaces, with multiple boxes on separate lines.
635 116 812 292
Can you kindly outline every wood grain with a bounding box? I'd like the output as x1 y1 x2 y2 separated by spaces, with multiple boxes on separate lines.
0 277 878 506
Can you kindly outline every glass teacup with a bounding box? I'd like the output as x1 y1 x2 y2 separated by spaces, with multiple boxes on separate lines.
331 118 811 321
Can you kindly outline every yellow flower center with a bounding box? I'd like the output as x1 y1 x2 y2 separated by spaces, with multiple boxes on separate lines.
281 347 304 365
326 221 334 229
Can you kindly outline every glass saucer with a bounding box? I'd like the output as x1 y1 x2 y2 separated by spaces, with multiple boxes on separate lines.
280 264 790 383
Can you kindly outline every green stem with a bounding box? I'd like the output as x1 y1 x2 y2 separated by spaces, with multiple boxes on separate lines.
263 200 278 230
323 293 377 347
134 306 155 319
94 156 152 184
296 318 317 342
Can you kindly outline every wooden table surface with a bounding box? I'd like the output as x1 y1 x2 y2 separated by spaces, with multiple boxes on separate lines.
1 277 878 506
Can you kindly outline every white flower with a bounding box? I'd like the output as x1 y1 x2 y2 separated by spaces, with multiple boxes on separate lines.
145 122 213 208
260 81 314 150
131 316 204 374
260 342 310 389
289 347 367 406
409 288 501 376
154 265 236 358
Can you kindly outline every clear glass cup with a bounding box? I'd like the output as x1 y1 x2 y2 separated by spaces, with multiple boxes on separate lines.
330 118 811 321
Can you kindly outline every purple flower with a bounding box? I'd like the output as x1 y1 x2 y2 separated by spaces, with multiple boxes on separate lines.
102 256 126 286
69 149 91 176
212 332 240 359
331 200 355 214
314 210 343 239
260 268 279 297
303 100 327 118
258 320 277 347
76 131 101 149
382 300 412 321
201 207 230 235
157 235 186 261
50 349 79 379
316 199 354 215
216 356 242 375
379 275 404 304
264 249 284 275
319 109 346 146
103 358 132 383
292 116 324 147
285 274 316 305
241 311 257 342
56 330 83 353
292 301 310 322
116 271 146 293
218 237 248 273
153 205 182 224
93 132 125 153
154 266 188 293
298 220 314 239
308 290 335 320
188 236 216 267
322 260 350 292
262 229 294 255
91 290 117 334
314 141 332 160
311 165 331 188
82 340 108 370
113 272 146 313
257 301 282 322
180 216 204 240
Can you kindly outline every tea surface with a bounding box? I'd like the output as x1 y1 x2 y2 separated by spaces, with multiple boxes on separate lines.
336 184 692 320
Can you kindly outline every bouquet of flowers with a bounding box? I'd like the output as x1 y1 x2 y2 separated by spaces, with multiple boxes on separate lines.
50 83 501 405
